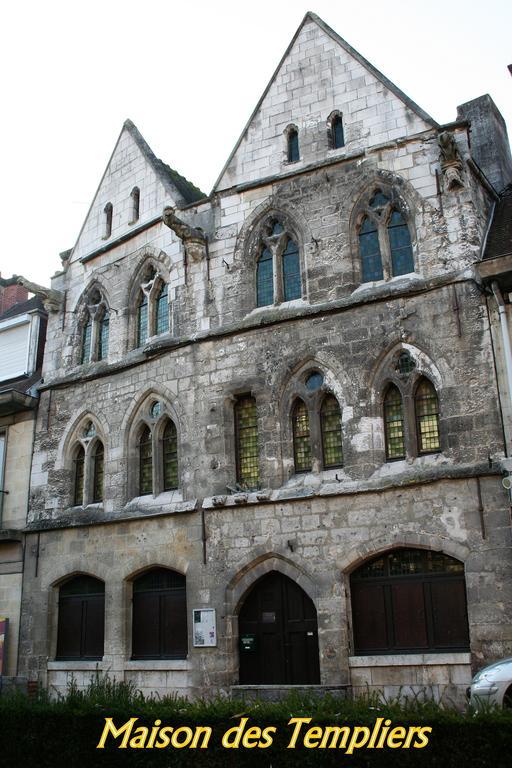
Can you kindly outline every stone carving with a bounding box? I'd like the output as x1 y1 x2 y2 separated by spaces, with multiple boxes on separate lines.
162 206 207 263
17 276 64 312
438 132 464 190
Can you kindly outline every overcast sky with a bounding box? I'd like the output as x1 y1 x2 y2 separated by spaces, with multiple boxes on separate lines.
1 0 510 286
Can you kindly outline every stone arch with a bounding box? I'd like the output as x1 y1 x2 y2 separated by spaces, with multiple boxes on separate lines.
125 560 189 582
121 385 182 453
55 409 107 470
368 340 443 412
225 553 320 616
235 198 311 267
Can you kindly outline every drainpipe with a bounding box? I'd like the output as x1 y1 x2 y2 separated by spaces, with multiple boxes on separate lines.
491 281 512 412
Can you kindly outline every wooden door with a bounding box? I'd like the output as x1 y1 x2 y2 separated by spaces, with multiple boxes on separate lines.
238 572 320 684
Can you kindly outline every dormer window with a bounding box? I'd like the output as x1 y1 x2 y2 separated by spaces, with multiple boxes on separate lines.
103 203 113 239
129 187 140 225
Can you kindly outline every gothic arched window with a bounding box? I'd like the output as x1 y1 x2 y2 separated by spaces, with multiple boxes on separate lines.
234 395 260 490
357 189 415 283
320 394 343 468
287 127 299 162
130 186 140 224
133 400 180 497
292 399 312 473
327 112 345 149
79 288 110 365
255 218 302 307
139 425 153 495
384 384 405 460
415 378 441 453
103 203 113 239
134 267 170 347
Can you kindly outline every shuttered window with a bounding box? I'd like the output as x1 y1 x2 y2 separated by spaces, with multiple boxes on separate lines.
56 576 105 660
132 568 187 659
350 549 469 654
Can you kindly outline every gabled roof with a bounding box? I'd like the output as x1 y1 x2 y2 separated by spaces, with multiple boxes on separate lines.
123 120 206 205
484 184 512 260
212 11 438 193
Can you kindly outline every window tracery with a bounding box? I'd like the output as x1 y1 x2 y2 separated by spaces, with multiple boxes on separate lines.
256 217 302 307
134 266 170 347
79 287 110 364
133 399 179 497
357 188 414 283
71 419 104 506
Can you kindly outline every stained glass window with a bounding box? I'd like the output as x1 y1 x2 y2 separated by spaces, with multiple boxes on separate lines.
257 247 274 307
235 396 259 489
321 395 343 468
282 238 301 301
384 385 405 459
162 420 178 490
156 283 169 335
81 317 92 364
293 399 312 472
359 216 383 282
74 445 85 505
98 310 109 361
288 129 299 162
92 441 104 503
139 426 153 495
415 378 441 453
388 209 414 276
137 293 148 347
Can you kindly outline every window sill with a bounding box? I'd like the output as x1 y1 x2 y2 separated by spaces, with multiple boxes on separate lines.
48 660 105 671
125 660 191 671
349 653 471 667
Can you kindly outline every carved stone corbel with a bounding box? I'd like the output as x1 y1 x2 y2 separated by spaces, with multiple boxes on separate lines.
438 132 464 191
16 276 64 312
162 206 207 263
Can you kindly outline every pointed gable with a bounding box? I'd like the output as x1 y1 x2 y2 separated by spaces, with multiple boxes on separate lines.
213 12 437 193
71 120 206 264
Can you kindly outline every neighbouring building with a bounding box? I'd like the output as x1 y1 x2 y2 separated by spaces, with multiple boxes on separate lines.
17 12 512 704
0 275 47 686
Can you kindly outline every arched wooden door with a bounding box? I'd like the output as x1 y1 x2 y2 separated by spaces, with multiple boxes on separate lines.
238 571 320 684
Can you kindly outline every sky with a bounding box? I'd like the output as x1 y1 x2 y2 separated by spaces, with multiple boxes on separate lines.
1 0 510 286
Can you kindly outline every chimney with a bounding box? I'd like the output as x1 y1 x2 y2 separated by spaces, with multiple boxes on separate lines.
0 273 29 315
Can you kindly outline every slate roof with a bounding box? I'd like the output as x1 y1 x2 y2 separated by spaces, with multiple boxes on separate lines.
483 184 512 260
0 295 45 322
124 119 207 205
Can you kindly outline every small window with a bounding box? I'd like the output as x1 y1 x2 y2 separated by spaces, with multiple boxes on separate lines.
81 315 92 364
92 441 104 503
292 399 312 472
234 396 260 489
256 247 274 307
305 372 324 391
396 350 416 377
130 187 140 224
415 378 441 453
137 292 148 347
155 283 169 335
282 238 301 301
56 576 105 660
73 445 85 505
332 114 344 149
103 203 113 239
98 310 109 361
287 128 299 163
132 568 187 660
139 425 153 495
162 419 178 491
384 385 405 460
320 395 343 469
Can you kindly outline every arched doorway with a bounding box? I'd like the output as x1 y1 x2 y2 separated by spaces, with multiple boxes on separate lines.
238 571 320 684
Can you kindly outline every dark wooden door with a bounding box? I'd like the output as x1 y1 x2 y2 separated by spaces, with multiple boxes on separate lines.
238 572 320 684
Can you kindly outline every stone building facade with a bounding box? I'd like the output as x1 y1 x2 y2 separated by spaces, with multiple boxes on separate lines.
18 13 512 704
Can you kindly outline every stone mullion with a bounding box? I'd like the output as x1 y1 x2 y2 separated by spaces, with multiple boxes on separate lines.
309 393 323 472
82 441 93 506
402 392 417 459
88 305 100 362
151 425 160 497
271 242 282 304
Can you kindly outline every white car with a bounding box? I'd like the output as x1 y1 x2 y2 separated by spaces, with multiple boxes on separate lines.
468 658 512 710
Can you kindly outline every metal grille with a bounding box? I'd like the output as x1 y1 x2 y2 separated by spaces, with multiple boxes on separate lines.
293 400 312 472
156 283 169 335
163 420 178 490
235 396 259 489
415 379 440 452
137 294 148 347
139 426 153 495
81 319 92 364
388 209 414 276
384 385 405 459
73 446 85 505
257 248 274 307
98 311 109 360
321 394 343 468
92 442 104 503
359 217 383 282
282 238 301 301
